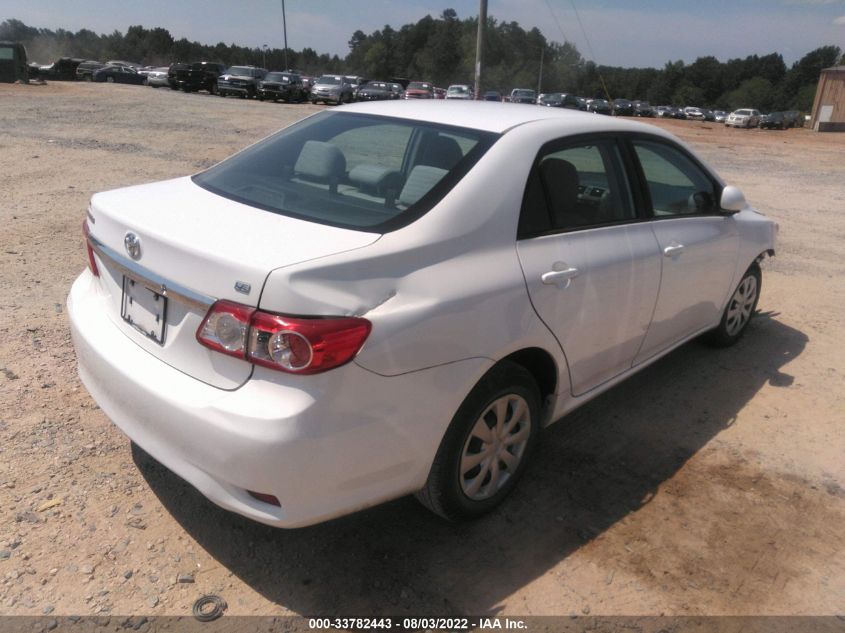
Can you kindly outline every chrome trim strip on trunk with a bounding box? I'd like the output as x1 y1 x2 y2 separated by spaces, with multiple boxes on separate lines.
87 234 215 312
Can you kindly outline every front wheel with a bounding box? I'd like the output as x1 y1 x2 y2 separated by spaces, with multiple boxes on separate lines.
106 76 114 83
415 361 541 521
703 263 761 347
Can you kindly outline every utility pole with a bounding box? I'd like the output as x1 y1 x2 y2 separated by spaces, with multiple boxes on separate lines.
474 0 487 99
262 44 268 69
537 47 544 97
281 0 289 70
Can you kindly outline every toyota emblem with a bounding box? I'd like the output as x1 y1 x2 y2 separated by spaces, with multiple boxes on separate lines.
124 232 142 260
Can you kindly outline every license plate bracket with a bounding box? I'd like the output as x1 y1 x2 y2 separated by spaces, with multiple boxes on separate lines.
121 276 168 345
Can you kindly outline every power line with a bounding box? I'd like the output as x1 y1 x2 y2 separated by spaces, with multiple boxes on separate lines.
567 0 598 68
564 0 613 101
542 0 571 45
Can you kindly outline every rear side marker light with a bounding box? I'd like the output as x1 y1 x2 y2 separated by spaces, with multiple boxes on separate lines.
197 300 371 375
82 219 100 277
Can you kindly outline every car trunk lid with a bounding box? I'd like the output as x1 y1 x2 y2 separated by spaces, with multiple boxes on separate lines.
86 176 380 389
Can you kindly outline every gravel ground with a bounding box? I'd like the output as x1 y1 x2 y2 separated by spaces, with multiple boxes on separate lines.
0 81 843 618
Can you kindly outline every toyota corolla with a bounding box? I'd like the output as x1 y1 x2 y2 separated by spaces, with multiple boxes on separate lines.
68 101 777 527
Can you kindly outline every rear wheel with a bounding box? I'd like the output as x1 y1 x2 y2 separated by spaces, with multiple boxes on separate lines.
106 76 114 83
416 361 540 521
703 263 761 347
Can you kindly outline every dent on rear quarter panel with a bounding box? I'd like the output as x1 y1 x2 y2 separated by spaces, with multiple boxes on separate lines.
258 123 571 380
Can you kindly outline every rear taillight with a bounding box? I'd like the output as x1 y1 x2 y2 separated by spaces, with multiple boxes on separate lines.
82 219 99 277
196 300 255 359
197 300 371 375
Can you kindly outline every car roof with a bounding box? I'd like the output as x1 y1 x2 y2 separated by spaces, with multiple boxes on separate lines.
338 100 671 135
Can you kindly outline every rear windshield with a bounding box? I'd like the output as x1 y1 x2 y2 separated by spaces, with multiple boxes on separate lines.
193 112 498 233
317 75 342 85
407 82 432 90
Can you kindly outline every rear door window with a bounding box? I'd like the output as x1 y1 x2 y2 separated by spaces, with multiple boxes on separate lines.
519 139 635 237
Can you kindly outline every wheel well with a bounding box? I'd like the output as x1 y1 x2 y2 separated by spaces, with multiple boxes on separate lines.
755 249 775 263
500 348 558 402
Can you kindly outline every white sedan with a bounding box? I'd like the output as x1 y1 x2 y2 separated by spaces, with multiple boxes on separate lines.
726 108 761 128
68 101 777 527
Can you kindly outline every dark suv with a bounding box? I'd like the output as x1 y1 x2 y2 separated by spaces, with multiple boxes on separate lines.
257 71 307 102
168 61 226 94
612 99 635 116
76 61 107 81
218 65 267 98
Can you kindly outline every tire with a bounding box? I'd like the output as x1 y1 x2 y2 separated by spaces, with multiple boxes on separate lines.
209 82 218 96
83 75 92 82
415 361 541 521
106 76 114 83
703 263 762 348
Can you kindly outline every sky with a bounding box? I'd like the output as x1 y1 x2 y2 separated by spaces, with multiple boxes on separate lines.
2 0 844 68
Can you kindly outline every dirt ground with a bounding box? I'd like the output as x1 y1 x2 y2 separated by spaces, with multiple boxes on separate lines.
0 82 843 619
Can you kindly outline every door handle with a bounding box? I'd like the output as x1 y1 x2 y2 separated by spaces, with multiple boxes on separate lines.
663 243 685 257
541 266 579 286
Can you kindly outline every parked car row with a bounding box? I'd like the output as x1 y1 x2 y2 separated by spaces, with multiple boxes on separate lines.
25 56 810 131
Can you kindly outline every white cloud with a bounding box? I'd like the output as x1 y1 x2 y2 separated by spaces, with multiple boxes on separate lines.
834 14 845 23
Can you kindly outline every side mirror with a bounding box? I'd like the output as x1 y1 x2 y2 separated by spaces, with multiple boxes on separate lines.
720 185 747 214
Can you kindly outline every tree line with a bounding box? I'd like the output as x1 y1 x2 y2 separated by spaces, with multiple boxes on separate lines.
2 13 842 112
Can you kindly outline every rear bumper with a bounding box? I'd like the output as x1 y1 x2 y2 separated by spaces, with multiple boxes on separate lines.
68 271 490 527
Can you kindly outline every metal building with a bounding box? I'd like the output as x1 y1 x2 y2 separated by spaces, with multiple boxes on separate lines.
810 66 845 132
